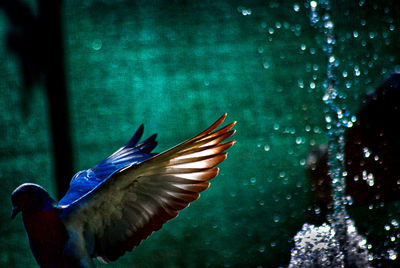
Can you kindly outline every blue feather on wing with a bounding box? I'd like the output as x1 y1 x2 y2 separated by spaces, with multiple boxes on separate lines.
58 125 158 207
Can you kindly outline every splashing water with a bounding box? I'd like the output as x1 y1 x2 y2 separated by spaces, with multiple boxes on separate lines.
289 0 371 266
316 0 349 254
289 219 370 267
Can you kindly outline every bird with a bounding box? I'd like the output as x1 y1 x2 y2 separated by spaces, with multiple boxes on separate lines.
11 114 236 267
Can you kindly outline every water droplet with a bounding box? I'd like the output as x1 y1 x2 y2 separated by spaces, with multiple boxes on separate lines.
258 245 266 253
298 79 304 88
391 219 399 227
310 82 316 89
300 44 307 50
238 6 252 16
326 36 335 44
264 145 270 151
354 66 361 76
363 147 371 158
310 1 317 8
337 109 343 119
325 115 332 123
346 195 354 205
314 207 321 214
273 215 280 223
313 126 321 134
283 22 290 29
92 39 103 51
293 3 300 12
369 32 375 39
260 22 267 29
388 249 397 260
324 21 334 29
385 225 391 231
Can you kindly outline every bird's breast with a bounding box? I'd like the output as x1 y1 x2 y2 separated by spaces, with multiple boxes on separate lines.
23 208 69 266
24 209 66 243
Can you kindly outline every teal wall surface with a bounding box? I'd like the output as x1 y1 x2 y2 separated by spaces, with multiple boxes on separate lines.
1 0 400 267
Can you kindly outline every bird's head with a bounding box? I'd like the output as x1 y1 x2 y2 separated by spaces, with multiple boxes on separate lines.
11 183 54 219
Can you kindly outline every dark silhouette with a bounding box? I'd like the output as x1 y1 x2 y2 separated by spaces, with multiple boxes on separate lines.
0 0 73 198
307 72 400 207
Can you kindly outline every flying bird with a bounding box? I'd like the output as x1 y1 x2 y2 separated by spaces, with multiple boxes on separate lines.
11 114 236 267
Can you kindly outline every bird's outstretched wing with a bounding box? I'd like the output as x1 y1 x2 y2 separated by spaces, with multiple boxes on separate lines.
58 125 158 206
59 114 235 262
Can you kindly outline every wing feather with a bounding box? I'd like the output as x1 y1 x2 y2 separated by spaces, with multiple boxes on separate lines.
58 125 158 206
61 114 235 262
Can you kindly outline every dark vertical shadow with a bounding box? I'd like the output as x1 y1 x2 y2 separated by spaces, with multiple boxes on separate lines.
0 0 73 199
0 0 40 92
38 0 73 198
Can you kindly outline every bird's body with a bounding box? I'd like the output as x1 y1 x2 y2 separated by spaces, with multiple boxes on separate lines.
11 114 235 267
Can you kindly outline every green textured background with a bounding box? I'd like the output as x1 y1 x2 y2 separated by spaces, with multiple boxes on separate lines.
1 0 400 267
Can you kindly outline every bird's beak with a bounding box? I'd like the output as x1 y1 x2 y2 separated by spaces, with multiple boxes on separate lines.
11 206 20 219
